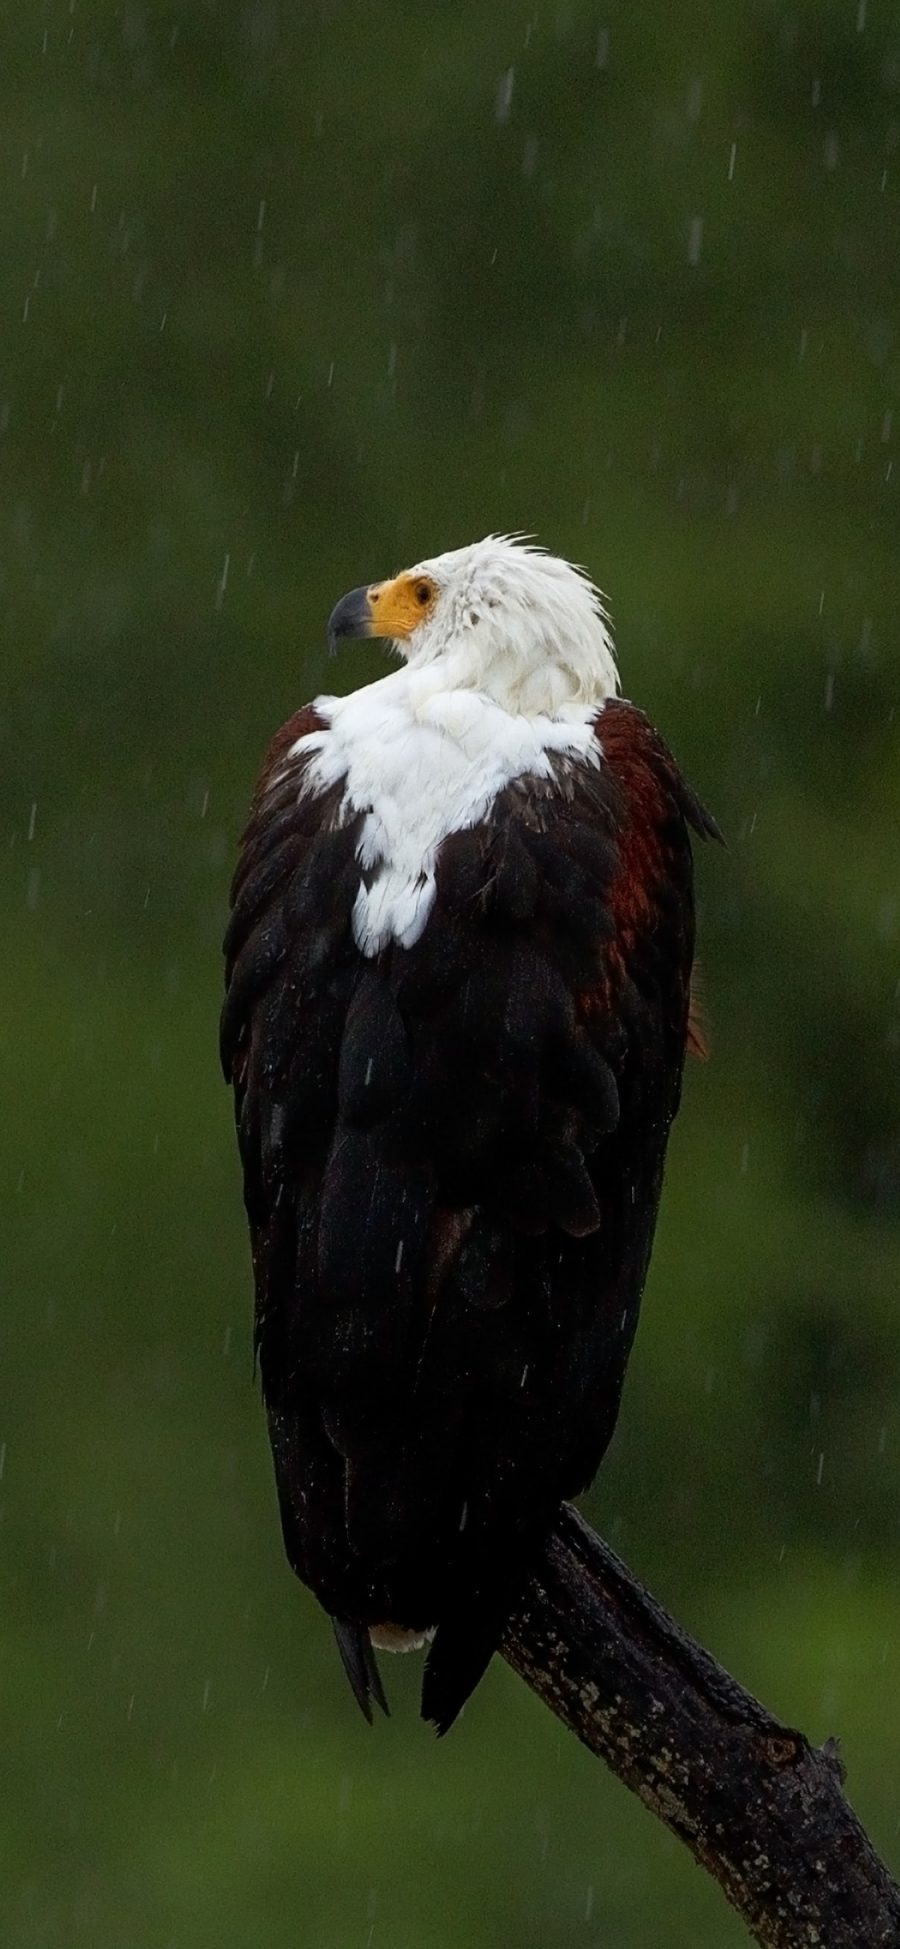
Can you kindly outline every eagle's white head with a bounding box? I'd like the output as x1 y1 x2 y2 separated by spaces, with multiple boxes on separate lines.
327 534 619 718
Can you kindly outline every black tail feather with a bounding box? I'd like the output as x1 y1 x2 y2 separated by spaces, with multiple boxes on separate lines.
420 1604 508 1736
332 1617 390 1724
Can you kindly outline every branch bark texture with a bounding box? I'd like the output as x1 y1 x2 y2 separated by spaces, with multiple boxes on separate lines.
502 1506 900 1947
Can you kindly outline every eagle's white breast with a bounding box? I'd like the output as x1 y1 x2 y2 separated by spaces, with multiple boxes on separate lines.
287 666 600 956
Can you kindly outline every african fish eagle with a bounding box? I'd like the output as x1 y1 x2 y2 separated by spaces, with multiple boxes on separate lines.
221 535 719 1733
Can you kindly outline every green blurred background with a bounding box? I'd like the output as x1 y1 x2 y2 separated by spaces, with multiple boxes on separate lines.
2 2 898 1943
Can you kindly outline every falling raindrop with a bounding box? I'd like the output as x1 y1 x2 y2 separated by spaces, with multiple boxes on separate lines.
495 68 514 125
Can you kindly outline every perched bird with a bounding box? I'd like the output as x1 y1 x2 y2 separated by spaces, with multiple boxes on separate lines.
221 535 719 1733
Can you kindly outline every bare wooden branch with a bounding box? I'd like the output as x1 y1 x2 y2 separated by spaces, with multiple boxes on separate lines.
502 1505 900 1948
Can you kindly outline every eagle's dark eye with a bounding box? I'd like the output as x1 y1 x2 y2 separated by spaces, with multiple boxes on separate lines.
416 582 432 605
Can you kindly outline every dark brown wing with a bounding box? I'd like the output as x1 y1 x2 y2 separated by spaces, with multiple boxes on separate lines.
221 695 718 1730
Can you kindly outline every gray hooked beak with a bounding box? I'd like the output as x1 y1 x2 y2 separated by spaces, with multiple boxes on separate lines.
327 585 375 654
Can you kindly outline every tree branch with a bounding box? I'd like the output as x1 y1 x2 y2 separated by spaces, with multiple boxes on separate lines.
502 1505 900 1947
